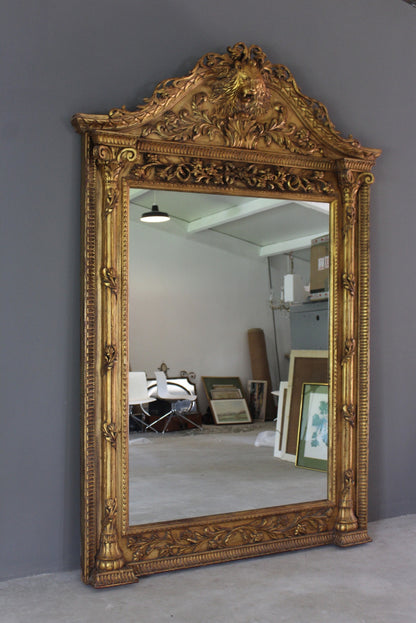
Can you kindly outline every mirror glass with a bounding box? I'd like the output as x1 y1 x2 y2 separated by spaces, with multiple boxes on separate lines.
128 187 330 526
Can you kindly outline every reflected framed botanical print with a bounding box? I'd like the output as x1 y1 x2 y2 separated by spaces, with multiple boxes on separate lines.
296 383 328 471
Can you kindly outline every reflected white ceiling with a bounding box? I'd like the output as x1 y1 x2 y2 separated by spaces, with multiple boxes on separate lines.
130 188 329 259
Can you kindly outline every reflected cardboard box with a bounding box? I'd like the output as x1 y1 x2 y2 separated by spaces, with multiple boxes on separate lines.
310 234 329 294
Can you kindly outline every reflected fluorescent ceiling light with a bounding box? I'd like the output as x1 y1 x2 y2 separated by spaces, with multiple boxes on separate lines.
140 204 170 223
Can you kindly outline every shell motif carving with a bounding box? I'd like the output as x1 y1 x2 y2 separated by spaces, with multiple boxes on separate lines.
127 507 333 562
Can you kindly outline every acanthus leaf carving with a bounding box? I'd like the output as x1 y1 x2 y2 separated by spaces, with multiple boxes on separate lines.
342 273 356 297
94 146 137 216
95 497 125 572
101 267 118 297
103 422 118 447
337 168 362 235
340 469 355 506
342 404 356 427
101 158 123 217
127 507 333 562
139 93 324 154
104 497 118 524
341 338 356 366
130 155 335 196
103 344 117 372
335 469 358 533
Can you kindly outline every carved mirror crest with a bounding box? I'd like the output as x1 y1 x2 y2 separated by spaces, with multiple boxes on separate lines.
72 42 380 588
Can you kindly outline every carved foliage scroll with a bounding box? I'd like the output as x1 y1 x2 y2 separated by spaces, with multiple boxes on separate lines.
127 506 334 564
129 155 335 195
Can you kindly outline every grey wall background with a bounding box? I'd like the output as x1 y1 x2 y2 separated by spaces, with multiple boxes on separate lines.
1 0 415 581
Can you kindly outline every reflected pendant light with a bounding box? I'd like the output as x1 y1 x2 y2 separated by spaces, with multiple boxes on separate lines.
140 204 170 223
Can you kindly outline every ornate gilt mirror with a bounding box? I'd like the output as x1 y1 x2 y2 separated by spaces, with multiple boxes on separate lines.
72 42 380 588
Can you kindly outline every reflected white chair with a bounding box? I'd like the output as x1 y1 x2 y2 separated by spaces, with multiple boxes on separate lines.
129 371 158 433
148 370 202 433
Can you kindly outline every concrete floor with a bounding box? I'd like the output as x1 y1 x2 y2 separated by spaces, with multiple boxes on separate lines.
1 515 415 622
129 426 327 524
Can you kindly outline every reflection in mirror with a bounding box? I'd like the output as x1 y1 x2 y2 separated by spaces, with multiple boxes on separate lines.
128 188 330 526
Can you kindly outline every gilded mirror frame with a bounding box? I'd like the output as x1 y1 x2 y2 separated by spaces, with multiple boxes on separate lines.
72 43 380 588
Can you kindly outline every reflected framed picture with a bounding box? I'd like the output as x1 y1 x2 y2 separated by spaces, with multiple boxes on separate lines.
210 398 252 425
296 383 328 471
201 376 244 400
247 380 267 421
280 350 328 462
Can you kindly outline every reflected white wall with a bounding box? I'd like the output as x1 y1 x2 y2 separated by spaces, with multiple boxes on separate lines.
129 219 279 411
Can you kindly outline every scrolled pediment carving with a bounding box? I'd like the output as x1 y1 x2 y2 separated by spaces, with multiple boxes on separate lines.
72 43 381 164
